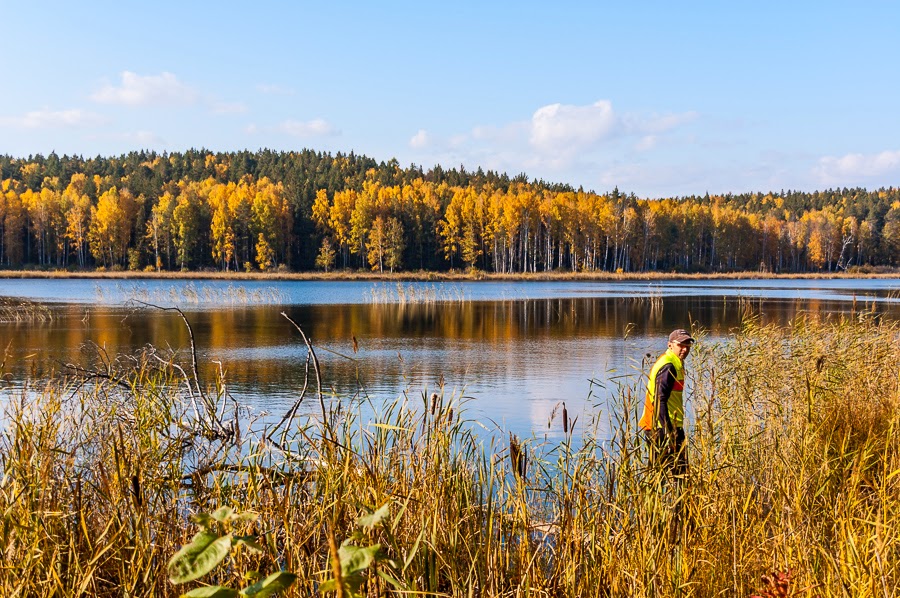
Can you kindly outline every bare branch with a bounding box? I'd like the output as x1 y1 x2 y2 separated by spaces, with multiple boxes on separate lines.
281 312 329 437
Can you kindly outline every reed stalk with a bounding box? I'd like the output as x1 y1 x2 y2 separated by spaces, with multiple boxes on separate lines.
0 315 898 596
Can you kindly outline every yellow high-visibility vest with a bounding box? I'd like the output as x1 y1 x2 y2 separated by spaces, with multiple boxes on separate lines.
638 349 685 430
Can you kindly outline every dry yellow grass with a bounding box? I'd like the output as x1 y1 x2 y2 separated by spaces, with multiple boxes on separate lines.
0 314 898 596
0 267 897 282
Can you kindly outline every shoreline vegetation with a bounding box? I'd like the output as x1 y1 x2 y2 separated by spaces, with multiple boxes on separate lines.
2 151 900 277
1 314 898 596
0 267 899 282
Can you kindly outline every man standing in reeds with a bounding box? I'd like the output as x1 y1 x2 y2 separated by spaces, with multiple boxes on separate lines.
638 328 694 479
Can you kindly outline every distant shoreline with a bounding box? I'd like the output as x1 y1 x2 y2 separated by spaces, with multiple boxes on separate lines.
1 269 898 282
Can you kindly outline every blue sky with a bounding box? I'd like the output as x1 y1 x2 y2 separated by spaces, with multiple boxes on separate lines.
1 1 898 197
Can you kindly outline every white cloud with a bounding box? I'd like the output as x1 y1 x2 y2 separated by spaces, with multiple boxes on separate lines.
131 130 165 145
409 100 697 177
409 129 430 149
85 130 166 147
91 71 198 106
529 100 618 153
815 150 900 183
211 101 248 115
635 135 658 151
0 108 106 129
278 118 338 137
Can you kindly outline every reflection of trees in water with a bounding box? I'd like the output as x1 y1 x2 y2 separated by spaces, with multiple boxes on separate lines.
2 297 896 399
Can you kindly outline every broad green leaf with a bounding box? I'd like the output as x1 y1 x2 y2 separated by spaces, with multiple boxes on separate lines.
168 531 234 584
190 513 214 529
210 506 235 523
230 511 258 525
342 572 367 593
321 573 366 595
180 586 239 598
239 571 297 597
356 502 390 529
338 544 381 575
318 579 338 593
234 536 265 554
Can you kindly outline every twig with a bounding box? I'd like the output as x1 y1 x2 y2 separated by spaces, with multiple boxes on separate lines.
131 299 227 436
281 312 329 437
267 350 312 445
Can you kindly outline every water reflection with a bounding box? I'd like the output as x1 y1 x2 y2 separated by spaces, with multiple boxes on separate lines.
2 290 897 440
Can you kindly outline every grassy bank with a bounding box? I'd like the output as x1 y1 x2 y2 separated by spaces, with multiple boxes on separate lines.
0 268 898 282
1 315 899 596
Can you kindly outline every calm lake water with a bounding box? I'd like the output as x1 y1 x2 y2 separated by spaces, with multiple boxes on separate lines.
1 278 898 440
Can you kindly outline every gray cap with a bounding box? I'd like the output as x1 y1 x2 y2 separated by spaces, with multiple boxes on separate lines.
668 329 695 344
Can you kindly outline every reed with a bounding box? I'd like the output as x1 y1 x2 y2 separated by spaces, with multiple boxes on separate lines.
2 268 898 282
98 282 288 305
367 282 470 304
0 297 53 323
0 314 898 596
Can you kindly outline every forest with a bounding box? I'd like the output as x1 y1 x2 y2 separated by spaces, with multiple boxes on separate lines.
1 149 898 274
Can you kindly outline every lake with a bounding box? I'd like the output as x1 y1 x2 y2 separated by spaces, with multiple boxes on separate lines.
1 277 898 440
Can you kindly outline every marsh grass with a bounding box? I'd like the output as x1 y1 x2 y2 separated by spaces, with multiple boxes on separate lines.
0 297 53 323
1 315 899 596
94 282 287 306
3 268 898 282
368 282 470 304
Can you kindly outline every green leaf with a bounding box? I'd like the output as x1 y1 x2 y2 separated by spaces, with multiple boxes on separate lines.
368 423 409 431
190 513 215 529
180 585 239 598
234 536 265 554
356 502 390 530
403 528 424 572
265 531 277 554
375 568 406 590
239 571 297 597
229 511 259 525
317 579 338 593
210 506 235 523
342 572 367 593
242 571 261 582
168 531 234 584
338 544 381 575
321 573 366 595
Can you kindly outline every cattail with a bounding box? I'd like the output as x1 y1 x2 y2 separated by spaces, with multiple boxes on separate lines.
431 392 438 415
509 433 527 479
131 474 142 508
562 402 568 435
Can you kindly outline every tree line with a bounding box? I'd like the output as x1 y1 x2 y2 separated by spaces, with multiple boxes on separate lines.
1 150 898 273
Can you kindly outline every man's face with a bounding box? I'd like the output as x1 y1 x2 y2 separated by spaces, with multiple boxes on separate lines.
669 340 693 361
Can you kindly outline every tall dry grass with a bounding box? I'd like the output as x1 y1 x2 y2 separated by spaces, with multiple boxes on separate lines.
0 314 898 596
1 268 898 282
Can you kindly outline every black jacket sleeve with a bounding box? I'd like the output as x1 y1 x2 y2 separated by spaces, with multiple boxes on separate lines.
654 363 677 435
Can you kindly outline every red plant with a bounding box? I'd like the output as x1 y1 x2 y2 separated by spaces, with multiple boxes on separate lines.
749 570 792 598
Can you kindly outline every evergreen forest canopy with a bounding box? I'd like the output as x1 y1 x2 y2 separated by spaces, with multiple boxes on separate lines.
1 149 899 274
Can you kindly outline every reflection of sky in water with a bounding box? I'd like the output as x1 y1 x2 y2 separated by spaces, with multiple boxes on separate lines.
1 278 899 440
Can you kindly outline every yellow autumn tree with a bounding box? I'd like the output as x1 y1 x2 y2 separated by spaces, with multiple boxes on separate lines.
88 187 134 267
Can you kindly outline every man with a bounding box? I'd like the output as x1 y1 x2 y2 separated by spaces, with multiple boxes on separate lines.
638 328 694 477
